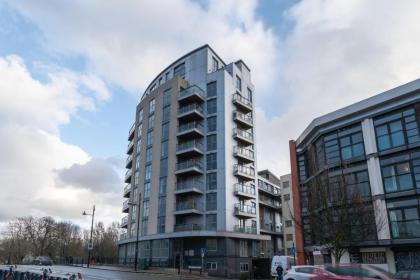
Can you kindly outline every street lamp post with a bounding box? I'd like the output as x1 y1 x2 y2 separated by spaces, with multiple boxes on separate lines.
82 205 95 268
128 193 141 271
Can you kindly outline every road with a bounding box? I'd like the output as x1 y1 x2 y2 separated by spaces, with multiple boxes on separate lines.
0 265 215 280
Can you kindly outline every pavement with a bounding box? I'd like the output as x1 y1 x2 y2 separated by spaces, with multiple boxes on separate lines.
0 265 227 280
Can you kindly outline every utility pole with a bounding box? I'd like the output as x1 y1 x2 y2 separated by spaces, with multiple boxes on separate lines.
83 205 95 268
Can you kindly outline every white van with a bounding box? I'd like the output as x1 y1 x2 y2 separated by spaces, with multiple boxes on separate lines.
271 255 294 278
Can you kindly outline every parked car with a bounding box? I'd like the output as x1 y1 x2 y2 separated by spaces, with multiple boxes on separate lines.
317 264 396 280
33 256 53 266
394 270 420 280
284 265 320 280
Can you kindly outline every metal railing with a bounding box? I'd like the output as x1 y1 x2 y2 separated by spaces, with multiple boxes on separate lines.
126 154 133 163
260 198 281 209
178 103 204 115
128 123 135 137
124 184 131 194
127 141 134 152
178 85 205 100
234 203 256 215
232 92 252 108
121 216 128 226
176 159 203 171
178 121 204 134
176 200 204 212
120 233 127 240
234 225 257 234
234 183 256 196
260 224 282 233
176 178 204 191
174 223 202 232
176 140 204 152
234 146 254 159
234 164 255 177
233 111 253 124
125 169 132 178
233 128 254 142
258 181 281 196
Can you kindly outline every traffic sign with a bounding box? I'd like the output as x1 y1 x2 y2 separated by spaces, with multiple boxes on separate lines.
88 242 93 251
200 248 206 258
290 247 296 254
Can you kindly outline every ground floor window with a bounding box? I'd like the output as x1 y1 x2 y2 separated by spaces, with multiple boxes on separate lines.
206 262 217 270
239 240 248 257
240 262 249 272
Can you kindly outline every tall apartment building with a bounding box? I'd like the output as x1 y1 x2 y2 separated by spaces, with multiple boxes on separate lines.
118 45 268 277
279 174 296 257
290 79 420 272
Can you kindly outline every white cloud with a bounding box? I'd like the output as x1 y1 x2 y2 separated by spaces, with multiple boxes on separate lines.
0 54 118 228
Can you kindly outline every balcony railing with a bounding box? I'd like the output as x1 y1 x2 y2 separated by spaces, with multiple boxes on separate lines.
233 111 253 126
128 123 135 140
234 183 256 196
260 224 282 234
178 103 204 116
120 233 127 240
127 141 134 154
178 121 204 134
233 128 254 143
125 169 132 179
259 198 281 209
174 223 202 232
176 201 204 212
176 159 203 172
258 181 281 196
123 184 131 197
176 140 204 153
178 86 205 101
176 178 204 191
232 93 252 111
234 203 256 215
121 216 128 227
390 219 420 239
234 146 254 160
234 164 255 177
234 225 257 234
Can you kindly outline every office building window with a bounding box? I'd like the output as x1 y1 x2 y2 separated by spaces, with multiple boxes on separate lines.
387 198 420 239
344 170 371 197
212 57 218 72
207 116 217 132
148 114 155 129
374 107 420 151
161 123 169 141
206 193 217 211
324 125 364 164
206 214 217 230
162 106 170 123
134 171 139 186
163 90 171 107
138 109 144 123
285 220 292 227
146 147 152 163
161 141 168 158
157 216 165 233
236 75 242 91
207 153 217 170
284 194 290 201
207 134 217 151
149 98 155 114
207 99 217 114
239 240 248 257
135 155 140 170
143 182 150 200
159 177 167 194
207 173 217 190
147 131 153 146
174 63 185 78
298 154 307 181
340 132 364 160
207 81 217 98
382 162 413 193
145 164 152 181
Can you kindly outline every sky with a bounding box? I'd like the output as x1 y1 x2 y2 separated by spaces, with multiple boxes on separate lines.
1 0 420 229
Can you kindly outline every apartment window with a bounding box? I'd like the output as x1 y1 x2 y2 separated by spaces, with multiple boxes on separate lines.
135 155 140 170
165 72 170 81
236 75 242 91
340 132 364 160
207 173 217 190
162 106 170 123
144 182 151 199
160 158 168 176
387 198 420 239
150 84 156 92
161 123 169 141
141 220 148 236
134 171 139 186
158 77 163 86
131 205 137 221
158 196 166 215
286 234 293 241
298 154 307 181
157 216 165 233
285 220 293 227
282 181 290 188
206 238 217 251
163 90 171 107
136 140 142 155
206 214 217 230
137 123 143 138
147 131 153 146
207 153 217 170
247 88 253 103
382 162 413 193
146 147 152 163
142 201 149 217
174 63 185 78
145 164 152 181
149 98 156 114
206 193 217 211
207 81 217 98
148 114 155 129
207 116 217 132
133 188 139 202
284 194 290 201
206 262 217 270
130 226 136 237
212 57 218 72
207 99 217 114
239 240 248 257
161 141 168 158
159 177 167 194
138 109 144 123
207 134 217 150
240 263 249 272
374 108 420 151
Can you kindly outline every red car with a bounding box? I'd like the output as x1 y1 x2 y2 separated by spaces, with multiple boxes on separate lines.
311 264 397 280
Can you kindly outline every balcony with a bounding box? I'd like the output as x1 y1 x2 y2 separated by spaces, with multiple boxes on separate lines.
128 123 135 141
124 169 132 183
125 154 133 169
175 178 204 195
233 128 254 145
178 85 205 103
122 200 130 213
259 198 282 210
174 223 202 232
234 225 257 234
234 184 256 199
177 121 204 139
258 181 282 197
178 103 204 120
234 203 256 218
127 140 134 155
234 164 255 181
120 232 127 240
260 224 283 235
233 111 253 129
233 146 254 163
123 184 131 198
121 216 128 228
175 159 204 175
176 140 204 157
174 201 204 215
232 93 252 112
